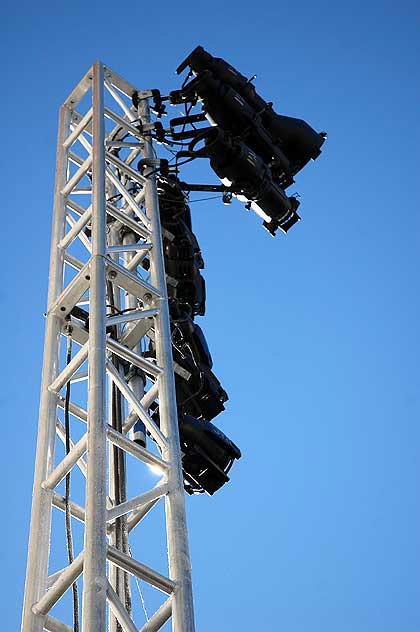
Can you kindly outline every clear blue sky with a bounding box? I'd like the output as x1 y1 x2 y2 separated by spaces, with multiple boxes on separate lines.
2 1 420 630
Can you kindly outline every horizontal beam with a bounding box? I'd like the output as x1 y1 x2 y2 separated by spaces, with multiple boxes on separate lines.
44 614 74 632
107 307 158 328
64 253 84 271
106 151 147 186
107 545 175 594
107 425 169 470
106 258 160 301
63 66 93 109
57 398 88 423
106 243 152 254
52 492 85 524
104 107 144 140
106 338 162 378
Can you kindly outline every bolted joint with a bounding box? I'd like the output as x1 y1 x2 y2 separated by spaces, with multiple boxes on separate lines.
143 293 153 304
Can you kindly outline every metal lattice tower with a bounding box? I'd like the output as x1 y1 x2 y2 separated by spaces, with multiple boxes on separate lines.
21 62 195 632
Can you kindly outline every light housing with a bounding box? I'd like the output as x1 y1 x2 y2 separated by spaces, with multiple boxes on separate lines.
191 127 301 233
179 414 241 495
183 71 292 185
177 45 326 176
156 175 206 315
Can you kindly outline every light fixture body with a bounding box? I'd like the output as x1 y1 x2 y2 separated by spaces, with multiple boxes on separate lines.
175 45 326 234
179 414 241 495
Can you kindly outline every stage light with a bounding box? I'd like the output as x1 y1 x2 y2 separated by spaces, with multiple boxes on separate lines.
182 71 293 185
189 127 300 233
168 300 227 419
177 45 326 176
179 414 241 495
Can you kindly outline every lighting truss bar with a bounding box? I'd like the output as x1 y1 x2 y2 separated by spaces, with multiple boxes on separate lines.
105 151 147 186
106 582 138 632
139 598 173 632
32 553 84 616
106 307 158 327
106 425 168 470
59 205 92 250
52 492 86 524
106 482 169 522
107 546 175 594
42 433 87 490
56 419 88 476
106 167 150 226
44 614 74 632
63 107 93 149
127 498 160 532
106 202 151 239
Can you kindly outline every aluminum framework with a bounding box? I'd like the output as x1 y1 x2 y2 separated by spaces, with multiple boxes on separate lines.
21 62 195 632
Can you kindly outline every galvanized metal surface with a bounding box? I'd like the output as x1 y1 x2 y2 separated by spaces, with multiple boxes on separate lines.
21 62 195 632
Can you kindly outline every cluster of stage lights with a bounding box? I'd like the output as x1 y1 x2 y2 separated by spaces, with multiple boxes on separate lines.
135 175 241 495
132 47 326 494
155 45 326 235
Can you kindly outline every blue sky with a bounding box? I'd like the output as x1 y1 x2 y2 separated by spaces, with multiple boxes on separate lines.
2 0 420 630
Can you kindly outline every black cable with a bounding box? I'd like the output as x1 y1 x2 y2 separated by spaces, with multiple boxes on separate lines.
170 326 206 414
184 100 198 131
106 304 139 317
64 333 80 632
162 138 192 147
181 70 193 89
159 143 178 159
175 155 196 173
189 195 222 204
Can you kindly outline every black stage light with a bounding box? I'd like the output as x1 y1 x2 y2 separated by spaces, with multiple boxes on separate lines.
179 414 241 495
149 340 227 420
259 113 327 176
169 325 227 420
177 46 326 175
157 175 193 230
156 175 206 314
162 217 204 270
169 299 213 368
175 361 227 421
176 45 267 112
163 222 205 316
166 271 206 317
190 128 300 233
182 71 293 185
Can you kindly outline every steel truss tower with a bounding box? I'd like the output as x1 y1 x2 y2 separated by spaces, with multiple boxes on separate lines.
21 62 195 632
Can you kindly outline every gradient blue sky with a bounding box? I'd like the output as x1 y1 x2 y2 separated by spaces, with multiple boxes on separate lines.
2 1 420 630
